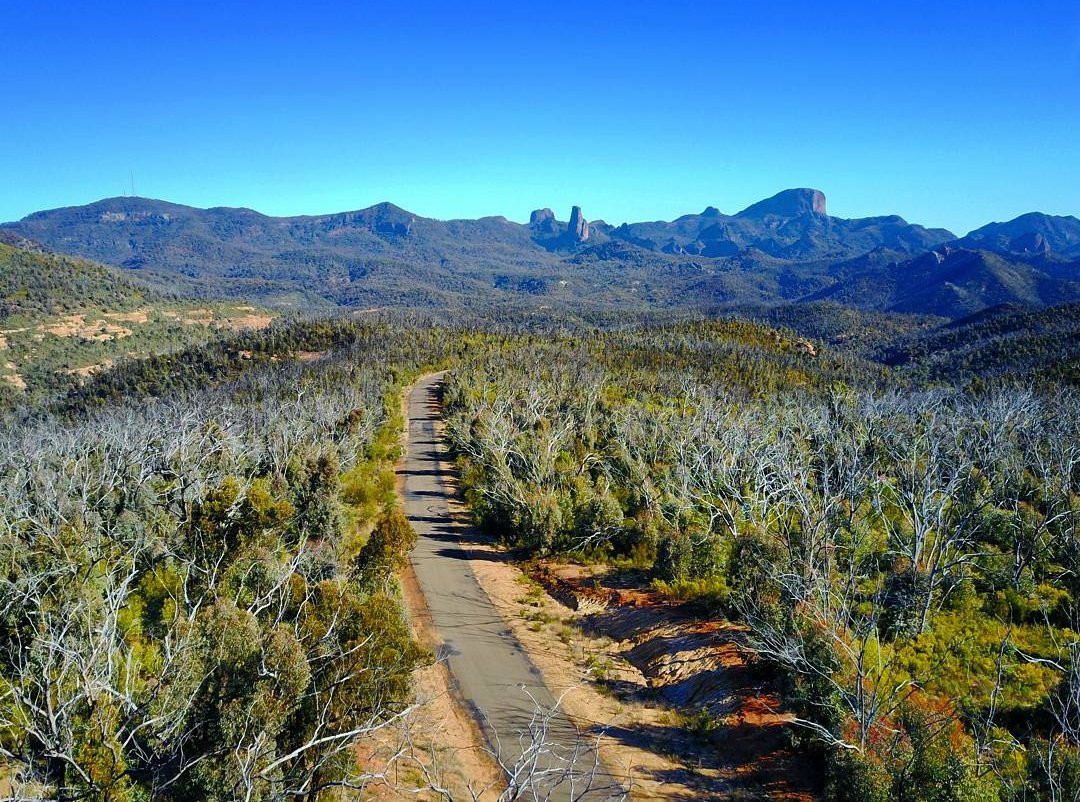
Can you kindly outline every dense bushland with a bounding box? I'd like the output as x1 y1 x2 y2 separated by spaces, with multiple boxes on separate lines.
0 340 430 800
1 317 627 799
443 323 1080 801
6 307 1079 800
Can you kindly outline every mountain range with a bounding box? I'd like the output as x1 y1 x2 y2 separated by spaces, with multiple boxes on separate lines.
3 188 1079 319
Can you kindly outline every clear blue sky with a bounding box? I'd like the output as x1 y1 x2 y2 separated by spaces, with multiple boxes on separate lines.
2 1 1078 235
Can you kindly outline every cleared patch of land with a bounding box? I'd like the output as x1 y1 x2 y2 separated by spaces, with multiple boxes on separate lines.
0 303 276 398
2 364 26 390
43 314 134 340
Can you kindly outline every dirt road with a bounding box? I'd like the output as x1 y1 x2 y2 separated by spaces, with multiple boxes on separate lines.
401 373 618 798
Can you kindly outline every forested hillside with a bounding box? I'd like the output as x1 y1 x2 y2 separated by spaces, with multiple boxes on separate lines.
0 323 476 800
876 302 1080 386
0 241 275 405
810 248 1080 318
738 299 1080 388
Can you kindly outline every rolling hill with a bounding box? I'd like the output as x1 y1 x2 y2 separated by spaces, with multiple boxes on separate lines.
876 301 1080 385
0 237 273 402
809 246 1080 318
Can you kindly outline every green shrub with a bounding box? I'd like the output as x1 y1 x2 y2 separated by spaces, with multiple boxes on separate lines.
653 530 691 583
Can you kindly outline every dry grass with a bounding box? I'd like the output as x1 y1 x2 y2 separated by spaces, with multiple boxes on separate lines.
103 308 151 323
2 365 26 390
63 361 113 377
225 313 273 330
42 314 133 341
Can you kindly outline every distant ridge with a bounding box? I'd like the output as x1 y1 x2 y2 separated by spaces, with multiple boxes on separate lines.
3 191 1076 318
955 212 1080 258
608 188 954 260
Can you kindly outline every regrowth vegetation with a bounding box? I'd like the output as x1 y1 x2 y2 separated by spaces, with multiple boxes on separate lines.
0 331 439 800
442 323 1080 802
2 307 1079 801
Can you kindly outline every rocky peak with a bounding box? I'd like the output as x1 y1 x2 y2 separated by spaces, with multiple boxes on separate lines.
1010 231 1051 255
736 188 828 219
568 206 589 242
529 208 555 226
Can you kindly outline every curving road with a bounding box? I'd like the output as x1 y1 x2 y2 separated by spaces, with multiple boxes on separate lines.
400 373 617 799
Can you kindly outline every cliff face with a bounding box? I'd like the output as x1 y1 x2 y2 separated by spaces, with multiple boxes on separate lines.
529 208 554 225
736 188 827 219
568 206 589 242
529 208 557 235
